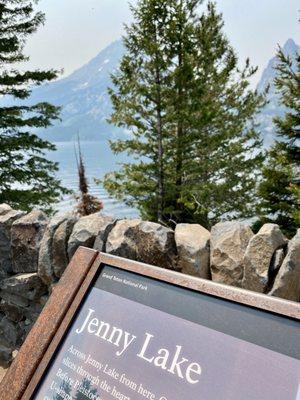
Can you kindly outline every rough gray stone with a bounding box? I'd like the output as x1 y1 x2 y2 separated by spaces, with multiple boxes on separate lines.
0 273 47 301
175 224 210 278
93 218 117 252
0 210 26 278
68 213 114 259
134 221 178 269
270 248 286 276
0 299 42 324
22 305 42 323
243 224 287 293
0 204 12 216
19 320 34 342
269 229 300 302
38 294 49 307
107 220 178 270
38 213 73 285
0 292 29 308
0 344 12 367
11 210 48 274
0 316 22 347
106 219 141 260
0 300 23 322
52 214 78 278
210 221 253 287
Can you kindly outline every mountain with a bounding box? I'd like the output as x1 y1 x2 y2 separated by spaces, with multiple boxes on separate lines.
6 38 299 144
256 38 300 146
26 39 125 142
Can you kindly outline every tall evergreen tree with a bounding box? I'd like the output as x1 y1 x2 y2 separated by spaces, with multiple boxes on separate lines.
257 46 300 236
171 2 264 227
105 0 174 222
0 0 67 213
104 0 264 228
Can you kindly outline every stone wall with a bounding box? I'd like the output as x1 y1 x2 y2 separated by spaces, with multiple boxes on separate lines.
0 204 299 366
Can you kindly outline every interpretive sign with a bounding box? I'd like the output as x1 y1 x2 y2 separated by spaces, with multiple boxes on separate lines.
1 247 300 400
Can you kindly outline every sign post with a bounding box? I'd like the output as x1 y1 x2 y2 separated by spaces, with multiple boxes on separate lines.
1 247 300 400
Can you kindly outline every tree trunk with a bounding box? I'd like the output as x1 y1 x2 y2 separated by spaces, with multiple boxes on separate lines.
156 67 164 222
176 16 184 217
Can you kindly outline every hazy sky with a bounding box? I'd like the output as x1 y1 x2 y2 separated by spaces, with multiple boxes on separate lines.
24 0 299 85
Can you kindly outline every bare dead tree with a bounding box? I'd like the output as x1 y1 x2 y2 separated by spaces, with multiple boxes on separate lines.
74 136 103 216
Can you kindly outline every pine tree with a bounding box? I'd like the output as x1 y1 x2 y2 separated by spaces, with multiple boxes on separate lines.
257 46 300 236
0 0 68 213
104 0 264 228
104 0 175 223
171 2 264 227
274 47 299 163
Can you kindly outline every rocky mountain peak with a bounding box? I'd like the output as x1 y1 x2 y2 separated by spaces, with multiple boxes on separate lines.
257 38 300 93
283 38 298 54
8 37 298 146
256 38 299 146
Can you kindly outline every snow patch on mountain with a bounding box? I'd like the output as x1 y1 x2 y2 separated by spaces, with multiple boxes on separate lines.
26 40 125 142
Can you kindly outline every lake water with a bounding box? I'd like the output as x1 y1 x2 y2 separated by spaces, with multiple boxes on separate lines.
46 141 138 219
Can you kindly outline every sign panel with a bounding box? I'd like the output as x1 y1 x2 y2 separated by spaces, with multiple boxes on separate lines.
32 263 300 400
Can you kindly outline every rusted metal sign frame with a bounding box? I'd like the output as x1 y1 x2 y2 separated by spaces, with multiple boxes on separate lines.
0 247 98 400
1 248 299 400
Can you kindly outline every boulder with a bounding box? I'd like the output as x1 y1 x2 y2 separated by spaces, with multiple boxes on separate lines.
68 213 115 259
38 213 74 285
0 292 29 308
0 300 23 323
0 273 47 301
270 248 285 276
269 229 300 302
19 320 35 343
0 299 42 324
93 218 117 252
0 316 22 347
0 210 25 278
0 204 12 216
0 344 12 367
38 294 49 307
175 224 210 278
242 224 287 293
106 220 178 270
106 219 141 260
52 214 78 278
210 221 253 287
134 221 178 269
11 210 48 273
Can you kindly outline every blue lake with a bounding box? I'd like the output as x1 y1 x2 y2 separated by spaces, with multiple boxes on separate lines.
46 141 138 219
